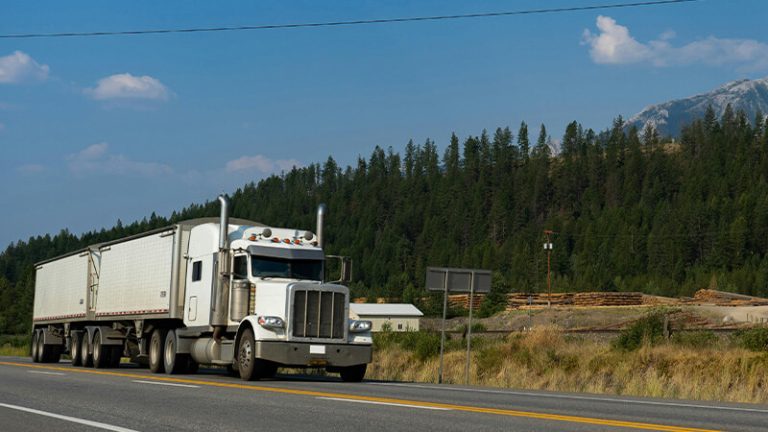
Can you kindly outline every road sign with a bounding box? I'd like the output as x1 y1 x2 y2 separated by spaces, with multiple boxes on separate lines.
426 266 492 385
425 267 491 293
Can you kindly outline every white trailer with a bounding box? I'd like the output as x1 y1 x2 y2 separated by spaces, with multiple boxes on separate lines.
31 197 372 381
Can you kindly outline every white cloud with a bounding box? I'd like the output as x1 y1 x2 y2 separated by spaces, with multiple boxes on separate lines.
68 142 172 177
0 51 49 84
226 155 302 174
85 73 170 101
583 16 768 70
17 164 45 174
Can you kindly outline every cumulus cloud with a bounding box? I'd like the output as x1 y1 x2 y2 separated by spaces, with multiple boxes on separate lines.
0 51 49 84
85 73 170 101
225 155 303 174
582 16 768 70
68 142 172 177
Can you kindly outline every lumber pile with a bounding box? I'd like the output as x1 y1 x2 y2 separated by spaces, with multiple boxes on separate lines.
506 293 573 309
642 295 680 305
693 289 768 306
573 292 643 306
448 294 485 311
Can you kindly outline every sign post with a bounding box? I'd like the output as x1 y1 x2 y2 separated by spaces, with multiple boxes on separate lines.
426 267 491 385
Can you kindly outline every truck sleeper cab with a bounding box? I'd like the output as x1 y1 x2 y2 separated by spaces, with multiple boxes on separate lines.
30 197 372 382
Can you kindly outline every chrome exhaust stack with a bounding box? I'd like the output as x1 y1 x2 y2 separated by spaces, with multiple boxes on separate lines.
316 203 326 248
212 195 231 339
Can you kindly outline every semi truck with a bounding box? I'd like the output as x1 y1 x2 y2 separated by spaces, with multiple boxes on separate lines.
30 196 373 382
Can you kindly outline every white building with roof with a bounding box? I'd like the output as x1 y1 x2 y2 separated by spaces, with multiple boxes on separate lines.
349 303 423 332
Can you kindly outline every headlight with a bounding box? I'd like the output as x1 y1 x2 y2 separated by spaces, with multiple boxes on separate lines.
349 320 372 333
258 316 285 329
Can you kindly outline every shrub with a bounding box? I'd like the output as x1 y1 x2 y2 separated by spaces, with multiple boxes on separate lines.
671 330 718 349
613 311 666 351
735 327 768 352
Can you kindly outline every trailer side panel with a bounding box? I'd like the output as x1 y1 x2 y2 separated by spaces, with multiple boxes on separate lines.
33 253 89 323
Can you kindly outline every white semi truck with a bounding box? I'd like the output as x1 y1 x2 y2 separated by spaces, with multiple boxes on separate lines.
30 196 372 381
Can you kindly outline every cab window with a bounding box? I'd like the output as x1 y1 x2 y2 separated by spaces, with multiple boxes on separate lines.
233 255 248 280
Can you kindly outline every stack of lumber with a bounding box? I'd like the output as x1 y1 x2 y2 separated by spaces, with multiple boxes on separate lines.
573 292 643 306
352 297 368 304
642 295 680 305
693 289 768 306
506 293 573 309
448 294 485 311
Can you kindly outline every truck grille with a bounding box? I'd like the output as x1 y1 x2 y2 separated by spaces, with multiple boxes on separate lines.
292 290 345 339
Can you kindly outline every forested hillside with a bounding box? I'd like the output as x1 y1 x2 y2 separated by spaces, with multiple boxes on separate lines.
2 106 768 333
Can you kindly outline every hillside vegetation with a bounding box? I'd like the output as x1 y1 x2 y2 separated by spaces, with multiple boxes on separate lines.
3 107 768 333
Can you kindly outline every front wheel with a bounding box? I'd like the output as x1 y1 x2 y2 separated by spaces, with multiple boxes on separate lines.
339 364 367 382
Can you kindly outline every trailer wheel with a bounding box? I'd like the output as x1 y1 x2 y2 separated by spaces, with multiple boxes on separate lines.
70 332 83 366
109 346 123 368
149 328 167 373
92 331 110 369
339 364 367 382
163 329 187 375
80 332 93 367
31 331 40 363
36 332 49 363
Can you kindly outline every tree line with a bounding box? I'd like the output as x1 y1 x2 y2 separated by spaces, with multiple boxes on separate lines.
2 106 768 332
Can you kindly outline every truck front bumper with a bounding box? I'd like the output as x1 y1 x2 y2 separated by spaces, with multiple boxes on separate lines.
254 341 372 367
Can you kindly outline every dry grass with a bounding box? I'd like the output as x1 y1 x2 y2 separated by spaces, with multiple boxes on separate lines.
368 326 768 404
0 344 28 357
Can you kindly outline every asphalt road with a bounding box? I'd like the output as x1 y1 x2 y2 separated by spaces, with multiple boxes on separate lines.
0 356 766 432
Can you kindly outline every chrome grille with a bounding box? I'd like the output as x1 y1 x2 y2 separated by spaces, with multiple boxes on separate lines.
292 290 345 339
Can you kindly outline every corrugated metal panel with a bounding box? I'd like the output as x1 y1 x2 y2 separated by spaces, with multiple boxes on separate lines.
33 253 88 321
95 231 175 316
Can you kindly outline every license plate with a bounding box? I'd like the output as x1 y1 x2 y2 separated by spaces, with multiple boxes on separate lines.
309 358 328 366
309 345 326 355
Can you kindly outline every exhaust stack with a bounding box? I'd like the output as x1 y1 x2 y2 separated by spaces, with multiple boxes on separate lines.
316 204 326 248
212 195 231 336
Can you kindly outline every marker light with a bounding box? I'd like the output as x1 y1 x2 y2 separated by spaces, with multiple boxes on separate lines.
271 237 280 243
248 234 257 241
293 239 301 245
283 239 291 244
349 320 372 333
258 316 285 329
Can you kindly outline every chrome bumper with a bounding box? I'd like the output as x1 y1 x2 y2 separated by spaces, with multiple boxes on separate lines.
254 341 372 367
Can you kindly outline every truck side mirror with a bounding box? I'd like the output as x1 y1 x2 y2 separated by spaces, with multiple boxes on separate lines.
340 257 352 284
326 255 353 284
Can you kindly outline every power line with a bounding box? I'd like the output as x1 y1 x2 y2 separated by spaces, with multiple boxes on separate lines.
0 0 701 40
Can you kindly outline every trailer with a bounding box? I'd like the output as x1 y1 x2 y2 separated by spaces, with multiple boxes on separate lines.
31 197 372 381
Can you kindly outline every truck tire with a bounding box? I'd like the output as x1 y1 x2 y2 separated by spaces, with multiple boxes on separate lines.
80 332 93 367
149 328 167 373
237 328 258 381
163 329 189 375
36 332 48 363
31 331 40 363
92 331 110 369
109 345 123 368
70 332 83 366
339 364 367 382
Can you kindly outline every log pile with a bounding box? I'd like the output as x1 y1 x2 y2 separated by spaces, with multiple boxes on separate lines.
693 289 768 306
506 293 573 309
573 292 643 306
448 294 485 311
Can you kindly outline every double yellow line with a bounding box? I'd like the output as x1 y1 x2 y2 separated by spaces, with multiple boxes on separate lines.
0 361 719 432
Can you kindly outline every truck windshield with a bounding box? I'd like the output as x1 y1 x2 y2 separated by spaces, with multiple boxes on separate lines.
251 255 323 281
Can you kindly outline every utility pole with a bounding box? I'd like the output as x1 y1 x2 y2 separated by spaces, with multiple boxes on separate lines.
543 230 555 308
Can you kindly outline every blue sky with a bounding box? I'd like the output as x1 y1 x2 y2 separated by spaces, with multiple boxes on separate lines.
1 0 767 247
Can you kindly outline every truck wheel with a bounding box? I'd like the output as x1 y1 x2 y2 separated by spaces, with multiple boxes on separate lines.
37 332 49 363
163 329 187 375
70 332 83 366
149 328 167 373
339 364 367 382
31 331 40 363
109 345 123 368
80 332 93 367
92 331 110 369
237 328 257 381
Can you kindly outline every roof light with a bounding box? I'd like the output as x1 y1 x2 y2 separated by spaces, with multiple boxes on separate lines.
293 239 301 245
248 234 257 241
283 239 291 244
271 237 280 243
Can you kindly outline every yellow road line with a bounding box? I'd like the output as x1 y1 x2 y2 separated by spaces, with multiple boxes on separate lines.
0 361 719 432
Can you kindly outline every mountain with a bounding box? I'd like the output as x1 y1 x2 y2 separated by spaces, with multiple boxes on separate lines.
627 77 768 137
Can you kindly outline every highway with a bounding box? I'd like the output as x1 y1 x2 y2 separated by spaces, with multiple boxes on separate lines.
0 356 765 432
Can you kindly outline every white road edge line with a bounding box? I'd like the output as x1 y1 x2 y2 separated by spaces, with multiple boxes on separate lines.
317 396 451 411
28 371 65 376
368 382 768 414
131 380 199 388
0 403 139 432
